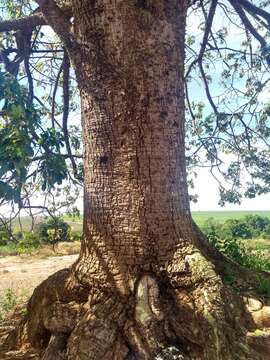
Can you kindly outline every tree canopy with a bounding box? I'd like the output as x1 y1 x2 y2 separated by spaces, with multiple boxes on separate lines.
0 0 270 222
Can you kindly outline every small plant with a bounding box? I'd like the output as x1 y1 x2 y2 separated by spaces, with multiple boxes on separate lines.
256 275 270 297
205 227 270 281
261 224 270 240
0 288 17 321
201 217 222 249
0 226 11 246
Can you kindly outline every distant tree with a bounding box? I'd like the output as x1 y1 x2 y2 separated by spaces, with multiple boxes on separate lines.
222 218 253 239
1 1 270 359
245 214 270 237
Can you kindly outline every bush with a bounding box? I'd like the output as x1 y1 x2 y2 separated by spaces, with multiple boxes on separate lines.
207 232 270 274
261 224 270 240
202 214 270 241
0 226 11 246
221 218 252 240
201 217 222 249
70 231 82 242
38 217 71 246
244 215 270 238
17 232 40 253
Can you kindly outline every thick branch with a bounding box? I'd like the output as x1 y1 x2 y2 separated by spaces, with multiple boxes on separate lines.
36 0 77 51
0 13 46 32
229 0 270 67
238 0 270 27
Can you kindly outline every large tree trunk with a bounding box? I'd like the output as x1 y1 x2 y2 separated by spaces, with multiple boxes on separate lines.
75 0 192 285
3 1 270 359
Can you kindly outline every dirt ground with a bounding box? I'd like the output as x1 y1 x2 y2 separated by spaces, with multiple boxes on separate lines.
0 254 77 299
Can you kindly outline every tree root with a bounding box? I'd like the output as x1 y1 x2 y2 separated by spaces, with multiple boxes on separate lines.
2 248 270 359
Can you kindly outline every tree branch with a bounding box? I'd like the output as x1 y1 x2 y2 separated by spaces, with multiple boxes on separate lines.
185 0 218 79
36 0 77 51
0 13 46 32
229 0 270 67
238 0 270 27
62 49 78 177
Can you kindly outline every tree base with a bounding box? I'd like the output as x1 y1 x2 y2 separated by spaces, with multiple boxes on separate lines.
1 240 270 360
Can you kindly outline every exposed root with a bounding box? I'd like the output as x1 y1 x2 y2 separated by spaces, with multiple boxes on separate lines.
2 246 270 359
42 335 68 360
26 268 89 348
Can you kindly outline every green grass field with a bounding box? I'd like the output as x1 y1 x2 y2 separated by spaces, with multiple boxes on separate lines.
2 211 270 257
192 211 270 227
9 211 270 231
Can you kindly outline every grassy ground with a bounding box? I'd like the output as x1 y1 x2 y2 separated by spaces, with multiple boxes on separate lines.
1 212 270 327
0 241 81 257
11 215 83 232
244 238 270 253
192 210 270 227
11 211 270 231
192 211 270 256
3 212 270 257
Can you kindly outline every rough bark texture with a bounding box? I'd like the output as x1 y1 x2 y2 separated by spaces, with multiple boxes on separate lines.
2 1 270 359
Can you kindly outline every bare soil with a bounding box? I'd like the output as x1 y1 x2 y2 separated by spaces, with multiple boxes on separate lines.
0 254 77 298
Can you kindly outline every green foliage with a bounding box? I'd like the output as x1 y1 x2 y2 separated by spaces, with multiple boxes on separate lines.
0 288 17 322
38 217 71 245
40 155 68 191
0 226 10 246
192 211 270 227
0 71 74 205
202 216 270 279
256 275 270 298
201 217 222 248
262 224 270 240
213 235 270 273
202 215 270 241
222 218 252 240
0 243 18 256
17 232 40 253
245 215 270 238
0 72 39 202
70 231 82 242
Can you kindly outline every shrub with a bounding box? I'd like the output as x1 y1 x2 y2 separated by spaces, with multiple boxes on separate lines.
201 217 222 248
38 217 71 246
261 224 270 240
0 226 11 246
221 218 252 239
208 233 270 274
17 232 40 253
244 215 270 238
70 231 82 242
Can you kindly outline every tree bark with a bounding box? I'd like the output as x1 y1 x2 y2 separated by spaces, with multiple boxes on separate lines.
73 0 192 287
3 1 270 359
